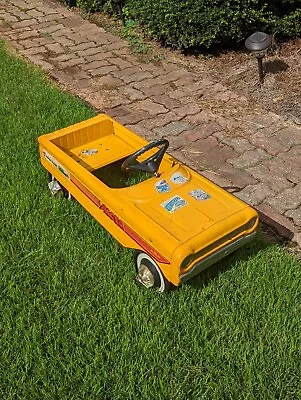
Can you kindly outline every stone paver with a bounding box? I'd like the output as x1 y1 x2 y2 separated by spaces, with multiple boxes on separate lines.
246 164 294 193
266 185 301 214
229 148 272 169
154 121 195 136
235 183 275 206
1 0 300 245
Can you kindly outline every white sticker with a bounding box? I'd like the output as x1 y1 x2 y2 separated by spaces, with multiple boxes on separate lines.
155 179 171 193
80 149 98 156
189 189 210 201
161 195 187 213
170 172 188 184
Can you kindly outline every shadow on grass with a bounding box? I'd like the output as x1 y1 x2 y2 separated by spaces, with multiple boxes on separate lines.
185 231 273 290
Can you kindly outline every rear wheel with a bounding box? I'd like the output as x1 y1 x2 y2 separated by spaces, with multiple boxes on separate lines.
135 252 170 293
47 173 71 199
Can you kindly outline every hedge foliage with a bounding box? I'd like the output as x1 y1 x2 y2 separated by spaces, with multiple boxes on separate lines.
64 0 301 50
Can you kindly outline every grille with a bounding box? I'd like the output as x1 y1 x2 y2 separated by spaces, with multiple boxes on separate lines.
181 217 258 270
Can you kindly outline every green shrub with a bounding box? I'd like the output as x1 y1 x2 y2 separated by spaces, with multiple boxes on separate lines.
57 0 77 6
76 0 107 12
60 0 301 50
123 0 275 49
71 0 122 13
128 0 301 49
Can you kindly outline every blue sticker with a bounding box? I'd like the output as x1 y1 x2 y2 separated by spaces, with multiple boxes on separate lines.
189 189 210 201
161 195 187 213
155 179 171 193
170 172 188 184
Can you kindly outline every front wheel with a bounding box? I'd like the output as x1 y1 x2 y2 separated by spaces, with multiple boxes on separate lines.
48 173 71 199
135 252 170 293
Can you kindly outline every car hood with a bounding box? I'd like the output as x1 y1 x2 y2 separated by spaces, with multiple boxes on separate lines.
128 166 249 243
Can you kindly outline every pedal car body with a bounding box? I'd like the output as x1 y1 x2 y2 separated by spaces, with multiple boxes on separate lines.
38 114 258 291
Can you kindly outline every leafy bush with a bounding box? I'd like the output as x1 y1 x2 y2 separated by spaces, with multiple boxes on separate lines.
57 0 77 6
76 0 107 12
71 0 121 13
274 9 301 37
123 0 268 49
61 0 301 50
124 0 300 49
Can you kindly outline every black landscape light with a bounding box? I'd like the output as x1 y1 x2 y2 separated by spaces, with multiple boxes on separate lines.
245 31 272 84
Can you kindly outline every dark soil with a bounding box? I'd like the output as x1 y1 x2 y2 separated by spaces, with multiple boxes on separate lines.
205 38 301 125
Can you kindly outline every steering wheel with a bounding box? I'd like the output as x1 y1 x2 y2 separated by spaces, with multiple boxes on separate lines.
121 139 169 174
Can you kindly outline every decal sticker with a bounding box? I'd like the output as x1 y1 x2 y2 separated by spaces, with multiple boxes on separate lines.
170 172 188 184
189 189 211 201
161 195 187 213
155 179 171 193
42 150 70 178
80 148 98 156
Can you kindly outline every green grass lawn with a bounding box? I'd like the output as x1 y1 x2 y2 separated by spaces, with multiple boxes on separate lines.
1 41 301 400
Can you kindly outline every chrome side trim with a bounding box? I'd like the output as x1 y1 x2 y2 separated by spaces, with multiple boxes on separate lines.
180 232 257 283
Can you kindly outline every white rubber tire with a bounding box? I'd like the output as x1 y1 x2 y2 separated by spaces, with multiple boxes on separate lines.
135 252 169 293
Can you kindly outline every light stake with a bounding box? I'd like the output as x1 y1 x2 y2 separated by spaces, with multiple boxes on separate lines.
245 31 272 84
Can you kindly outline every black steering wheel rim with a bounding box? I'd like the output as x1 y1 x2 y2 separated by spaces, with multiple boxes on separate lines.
121 139 169 174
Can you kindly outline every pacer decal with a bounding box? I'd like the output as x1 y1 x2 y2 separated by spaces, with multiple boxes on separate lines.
71 176 169 264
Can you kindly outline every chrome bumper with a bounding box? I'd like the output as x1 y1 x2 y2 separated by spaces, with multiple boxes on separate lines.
180 232 257 283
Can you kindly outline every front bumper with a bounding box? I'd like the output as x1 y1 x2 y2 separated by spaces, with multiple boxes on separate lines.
179 232 257 283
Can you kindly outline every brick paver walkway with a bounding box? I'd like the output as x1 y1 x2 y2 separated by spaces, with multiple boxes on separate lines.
1 0 300 246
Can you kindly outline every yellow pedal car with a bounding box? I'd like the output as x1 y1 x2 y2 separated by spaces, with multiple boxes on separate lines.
38 114 258 292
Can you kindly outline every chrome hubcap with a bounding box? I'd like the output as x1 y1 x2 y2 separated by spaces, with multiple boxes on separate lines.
48 179 63 196
137 264 155 288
